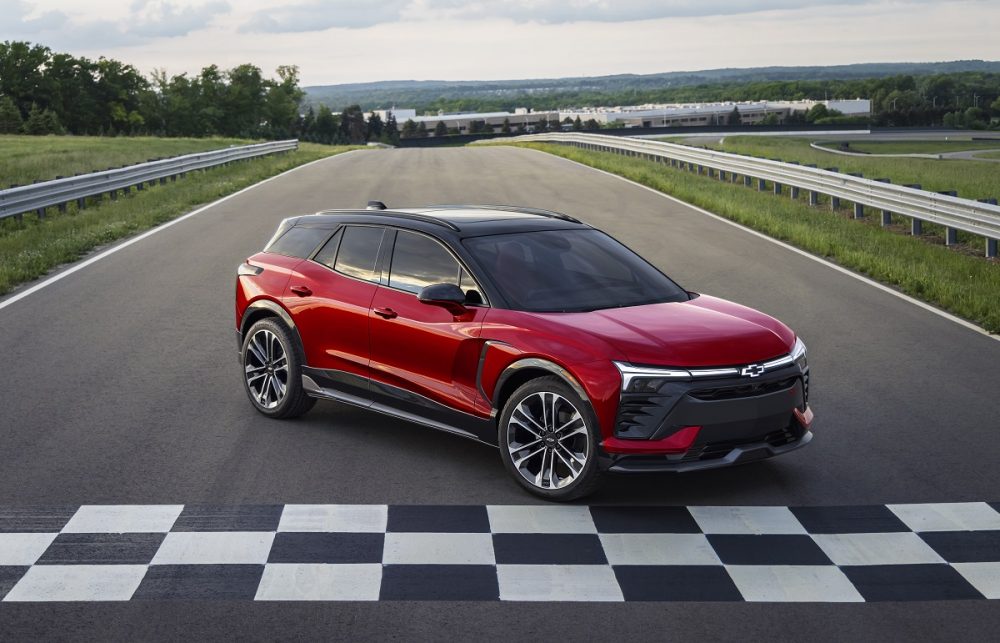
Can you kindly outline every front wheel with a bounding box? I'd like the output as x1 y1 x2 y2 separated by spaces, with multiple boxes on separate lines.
241 317 315 419
498 376 603 501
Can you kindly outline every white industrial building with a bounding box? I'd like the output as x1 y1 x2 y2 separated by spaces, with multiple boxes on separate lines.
373 107 559 135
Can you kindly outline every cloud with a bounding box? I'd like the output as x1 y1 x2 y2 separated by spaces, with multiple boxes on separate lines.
238 0 958 33
240 0 409 32
1 1 230 47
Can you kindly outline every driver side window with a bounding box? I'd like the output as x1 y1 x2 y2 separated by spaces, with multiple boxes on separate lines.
388 230 461 294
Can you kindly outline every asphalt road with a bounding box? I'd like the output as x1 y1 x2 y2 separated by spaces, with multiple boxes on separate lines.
1 147 998 638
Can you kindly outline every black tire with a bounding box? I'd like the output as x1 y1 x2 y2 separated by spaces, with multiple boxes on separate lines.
498 376 603 501
240 317 315 419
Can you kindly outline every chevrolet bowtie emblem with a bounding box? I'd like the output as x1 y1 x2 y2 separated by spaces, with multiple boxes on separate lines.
741 364 766 378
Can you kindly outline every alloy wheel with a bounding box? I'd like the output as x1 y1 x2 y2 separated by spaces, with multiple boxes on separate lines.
244 329 288 409
506 391 590 490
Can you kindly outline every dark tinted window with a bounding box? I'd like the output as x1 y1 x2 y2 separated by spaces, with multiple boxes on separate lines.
266 226 330 259
313 229 343 269
464 229 688 312
335 226 384 282
389 230 461 294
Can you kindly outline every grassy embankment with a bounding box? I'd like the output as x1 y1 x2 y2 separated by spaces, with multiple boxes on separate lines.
0 136 361 295
507 142 1000 333
816 140 1000 155
976 151 1000 160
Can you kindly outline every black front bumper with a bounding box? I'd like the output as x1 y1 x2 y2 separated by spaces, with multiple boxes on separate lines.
602 363 812 473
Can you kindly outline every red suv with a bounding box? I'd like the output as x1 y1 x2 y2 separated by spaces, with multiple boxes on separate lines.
235 203 812 500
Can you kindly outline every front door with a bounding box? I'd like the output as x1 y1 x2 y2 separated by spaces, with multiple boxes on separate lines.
368 229 487 419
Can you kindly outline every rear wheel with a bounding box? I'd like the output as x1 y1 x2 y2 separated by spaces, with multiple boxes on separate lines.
241 317 315 419
498 376 603 501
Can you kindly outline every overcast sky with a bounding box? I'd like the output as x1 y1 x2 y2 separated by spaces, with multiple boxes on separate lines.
3 0 999 86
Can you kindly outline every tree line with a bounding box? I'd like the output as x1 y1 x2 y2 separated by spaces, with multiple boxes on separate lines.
0 41 399 144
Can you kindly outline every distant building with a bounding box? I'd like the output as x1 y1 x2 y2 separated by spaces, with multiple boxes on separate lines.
373 107 560 135
560 99 871 128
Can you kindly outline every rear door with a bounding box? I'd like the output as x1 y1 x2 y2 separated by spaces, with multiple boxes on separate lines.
368 229 488 418
284 225 387 401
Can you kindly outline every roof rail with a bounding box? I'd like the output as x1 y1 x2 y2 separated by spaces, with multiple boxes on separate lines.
313 208 461 231
428 204 582 224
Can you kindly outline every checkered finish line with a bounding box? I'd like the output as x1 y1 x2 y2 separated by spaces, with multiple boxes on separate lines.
1 503 998 602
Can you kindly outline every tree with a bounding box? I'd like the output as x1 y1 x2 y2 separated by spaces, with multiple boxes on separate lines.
500 117 511 134
0 95 23 133
583 118 600 130
573 116 583 131
535 118 548 132
990 96 1000 116
381 114 400 145
416 121 428 137
22 103 62 134
468 119 487 134
366 111 384 140
434 120 448 137
805 103 829 123
338 104 367 143
400 118 418 139
313 105 338 143
727 106 741 126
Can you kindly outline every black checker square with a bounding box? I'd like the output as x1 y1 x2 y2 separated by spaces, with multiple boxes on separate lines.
707 534 832 565
171 505 283 532
133 565 264 600
614 565 743 602
380 565 499 601
387 505 490 533
789 505 909 534
0 566 30 600
841 564 984 601
919 531 1000 563
493 534 607 565
268 532 384 564
0 507 78 533
590 506 701 534
36 533 166 565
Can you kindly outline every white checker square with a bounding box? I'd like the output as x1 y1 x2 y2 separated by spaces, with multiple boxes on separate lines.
487 505 596 534
600 533 721 566
382 533 494 565
726 565 864 602
813 532 945 566
952 562 1000 599
61 505 183 533
689 506 807 535
0 533 58 565
255 564 382 601
497 565 624 602
278 505 388 533
887 502 1000 532
3 565 147 602
151 531 275 565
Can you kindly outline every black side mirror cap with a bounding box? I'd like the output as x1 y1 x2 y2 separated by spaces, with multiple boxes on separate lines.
417 283 468 314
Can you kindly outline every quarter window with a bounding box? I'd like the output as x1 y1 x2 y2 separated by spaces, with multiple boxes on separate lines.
389 230 461 294
266 226 331 259
334 226 384 282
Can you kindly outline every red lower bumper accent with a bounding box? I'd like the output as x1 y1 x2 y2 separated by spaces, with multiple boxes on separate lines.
794 406 814 429
601 425 702 455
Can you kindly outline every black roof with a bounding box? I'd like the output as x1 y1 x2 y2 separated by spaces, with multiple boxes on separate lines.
288 204 588 237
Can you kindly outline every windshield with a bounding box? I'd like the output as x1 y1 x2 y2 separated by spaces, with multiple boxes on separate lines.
464 229 689 312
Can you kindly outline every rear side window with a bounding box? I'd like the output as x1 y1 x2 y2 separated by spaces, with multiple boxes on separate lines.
389 230 461 294
266 226 330 259
335 226 384 282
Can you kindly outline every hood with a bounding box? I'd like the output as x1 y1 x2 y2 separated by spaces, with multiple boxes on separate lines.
535 295 794 367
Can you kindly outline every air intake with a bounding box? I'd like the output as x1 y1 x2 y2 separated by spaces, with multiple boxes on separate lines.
366 201 387 210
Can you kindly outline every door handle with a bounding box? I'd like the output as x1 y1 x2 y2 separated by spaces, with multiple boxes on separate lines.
373 307 398 319
290 285 312 297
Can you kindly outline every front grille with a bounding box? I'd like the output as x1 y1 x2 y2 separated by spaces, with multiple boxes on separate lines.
689 377 797 401
679 425 801 463
615 393 672 439
803 371 810 404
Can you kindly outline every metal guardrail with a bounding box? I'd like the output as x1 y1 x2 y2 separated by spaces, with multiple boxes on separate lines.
492 133 1000 257
0 139 299 222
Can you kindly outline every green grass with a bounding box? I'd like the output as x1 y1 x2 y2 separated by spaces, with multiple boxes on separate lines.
816 140 1000 155
0 135 256 187
976 151 1000 160
678 136 1000 201
504 142 1000 333
0 142 361 295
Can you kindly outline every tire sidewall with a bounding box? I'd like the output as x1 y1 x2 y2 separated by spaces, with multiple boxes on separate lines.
498 376 602 501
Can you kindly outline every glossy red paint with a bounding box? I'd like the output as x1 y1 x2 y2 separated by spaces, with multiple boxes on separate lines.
602 426 702 454
235 253 302 329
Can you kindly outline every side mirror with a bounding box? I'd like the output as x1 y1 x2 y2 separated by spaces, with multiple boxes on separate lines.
417 283 468 315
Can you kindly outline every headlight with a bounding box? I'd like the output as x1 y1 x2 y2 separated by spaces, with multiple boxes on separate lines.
792 337 808 371
614 362 689 393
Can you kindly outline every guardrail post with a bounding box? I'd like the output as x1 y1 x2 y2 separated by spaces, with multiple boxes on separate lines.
809 191 819 206
790 186 800 199
946 228 959 245
987 238 998 258
854 203 864 219
774 183 782 195
744 176 752 187
757 178 766 191
911 218 923 236
831 196 840 210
